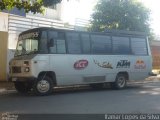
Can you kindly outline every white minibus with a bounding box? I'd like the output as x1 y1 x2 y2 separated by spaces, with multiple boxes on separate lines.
9 27 152 95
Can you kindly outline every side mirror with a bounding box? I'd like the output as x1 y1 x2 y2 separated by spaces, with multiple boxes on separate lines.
19 43 22 46
49 38 54 47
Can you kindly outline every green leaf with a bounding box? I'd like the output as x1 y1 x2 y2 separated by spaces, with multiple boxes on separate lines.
0 0 62 14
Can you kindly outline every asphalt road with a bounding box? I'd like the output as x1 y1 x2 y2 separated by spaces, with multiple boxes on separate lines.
0 81 160 114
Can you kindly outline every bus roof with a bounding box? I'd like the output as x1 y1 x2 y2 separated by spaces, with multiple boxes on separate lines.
20 27 147 37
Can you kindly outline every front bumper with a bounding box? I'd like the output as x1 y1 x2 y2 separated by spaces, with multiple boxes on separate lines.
9 76 36 82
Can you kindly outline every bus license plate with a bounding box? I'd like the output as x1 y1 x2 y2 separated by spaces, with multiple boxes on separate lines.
12 78 17 81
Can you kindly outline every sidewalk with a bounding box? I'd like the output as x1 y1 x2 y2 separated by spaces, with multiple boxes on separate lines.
0 81 15 95
127 75 160 85
0 81 14 90
0 81 15 94
146 74 160 81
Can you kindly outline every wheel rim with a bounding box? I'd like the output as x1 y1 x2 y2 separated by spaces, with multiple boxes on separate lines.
37 80 50 93
117 76 126 88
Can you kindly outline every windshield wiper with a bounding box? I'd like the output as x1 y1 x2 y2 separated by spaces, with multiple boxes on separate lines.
15 45 27 57
26 50 39 55
21 45 28 54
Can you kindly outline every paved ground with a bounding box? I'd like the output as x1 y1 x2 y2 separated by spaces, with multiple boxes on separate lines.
0 80 160 114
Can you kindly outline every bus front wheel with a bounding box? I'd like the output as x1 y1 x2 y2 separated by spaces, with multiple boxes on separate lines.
33 76 54 96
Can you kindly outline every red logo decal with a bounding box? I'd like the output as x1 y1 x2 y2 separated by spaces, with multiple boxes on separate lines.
74 60 88 70
135 60 146 69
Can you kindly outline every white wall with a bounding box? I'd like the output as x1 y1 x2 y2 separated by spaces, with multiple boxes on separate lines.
0 12 8 32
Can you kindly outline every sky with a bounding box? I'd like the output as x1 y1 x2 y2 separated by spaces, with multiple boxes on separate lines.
61 0 160 36
61 0 97 24
140 0 160 36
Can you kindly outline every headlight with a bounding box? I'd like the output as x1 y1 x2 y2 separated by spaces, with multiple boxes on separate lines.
24 61 29 66
24 67 30 72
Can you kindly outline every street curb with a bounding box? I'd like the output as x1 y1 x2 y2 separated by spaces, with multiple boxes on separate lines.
0 81 14 90
128 75 160 84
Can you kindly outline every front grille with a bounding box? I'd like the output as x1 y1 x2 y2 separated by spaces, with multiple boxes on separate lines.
12 67 21 73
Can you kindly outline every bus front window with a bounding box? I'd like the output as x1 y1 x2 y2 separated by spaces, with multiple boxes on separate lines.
15 32 39 56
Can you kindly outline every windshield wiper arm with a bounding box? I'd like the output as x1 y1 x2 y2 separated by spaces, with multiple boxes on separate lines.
26 50 39 55
21 45 28 54
15 45 27 56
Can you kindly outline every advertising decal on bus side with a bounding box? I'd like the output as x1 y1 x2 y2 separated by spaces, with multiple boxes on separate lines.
94 60 113 69
74 60 88 70
135 60 146 69
116 60 130 68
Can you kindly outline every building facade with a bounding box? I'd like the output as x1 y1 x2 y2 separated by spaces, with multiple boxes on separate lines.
0 0 92 81
0 1 74 81
150 40 160 74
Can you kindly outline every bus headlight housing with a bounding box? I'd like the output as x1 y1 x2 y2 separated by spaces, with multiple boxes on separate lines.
24 67 30 72
24 61 29 66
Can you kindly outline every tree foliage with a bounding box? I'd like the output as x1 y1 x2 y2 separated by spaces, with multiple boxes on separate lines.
0 0 62 13
90 0 151 34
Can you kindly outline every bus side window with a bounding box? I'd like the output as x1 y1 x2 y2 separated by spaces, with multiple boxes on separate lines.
112 36 130 54
40 31 48 53
57 32 66 54
91 34 111 54
66 32 81 54
131 38 147 55
48 31 57 54
81 34 91 54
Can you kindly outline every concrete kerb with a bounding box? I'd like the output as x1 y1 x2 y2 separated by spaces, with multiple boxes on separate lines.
127 75 160 85
0 81 14 90
0 81 15 94
146 74 160 81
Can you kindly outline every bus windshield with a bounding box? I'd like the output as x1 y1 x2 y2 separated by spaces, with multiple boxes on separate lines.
15 32 39 56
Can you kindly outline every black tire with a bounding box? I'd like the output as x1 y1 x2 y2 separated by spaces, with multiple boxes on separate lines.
111 74 127 90
90 83 104 90
33 76 54 96
14 81 32 94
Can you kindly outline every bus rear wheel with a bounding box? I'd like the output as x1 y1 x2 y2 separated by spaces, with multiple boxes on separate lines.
111 74 126 89
33 76 54 96
14 81 32 94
